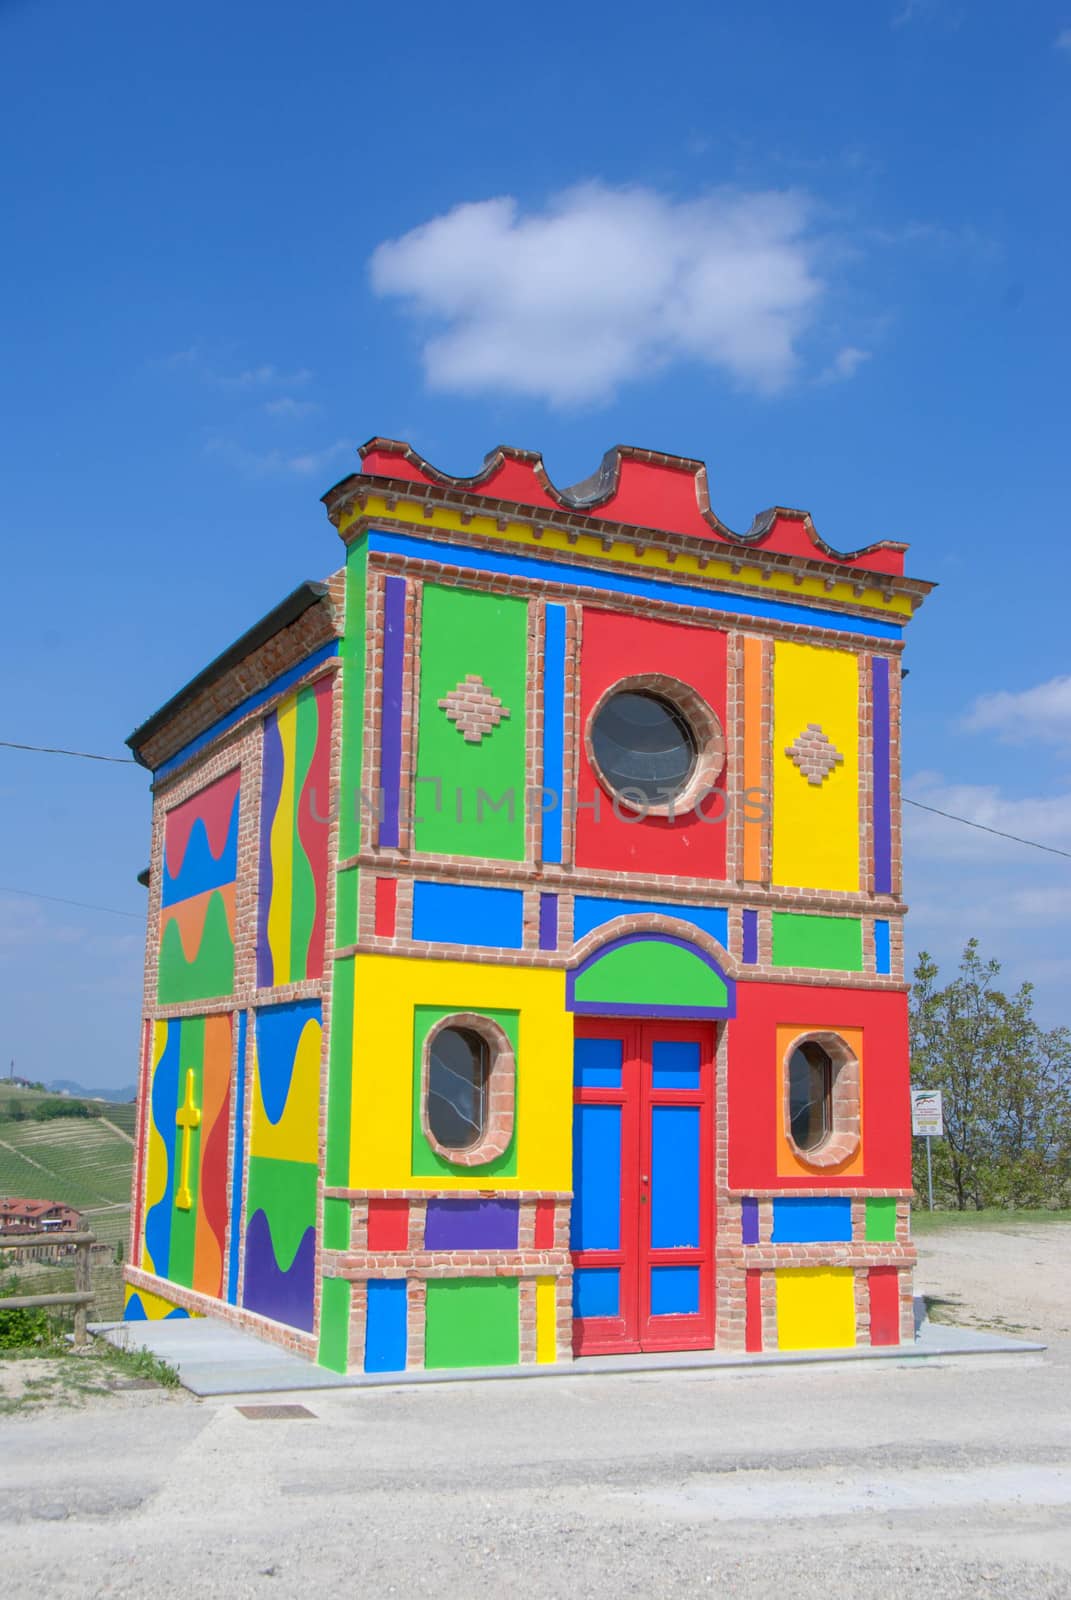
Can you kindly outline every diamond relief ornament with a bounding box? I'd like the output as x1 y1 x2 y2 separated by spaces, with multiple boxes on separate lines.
785 723 845 786
438 675 511 744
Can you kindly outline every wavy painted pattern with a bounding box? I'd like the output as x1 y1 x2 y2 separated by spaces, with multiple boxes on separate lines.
257 677 332 988
137 1014 233 1300
241 1000 321 1330
158 771 240 1002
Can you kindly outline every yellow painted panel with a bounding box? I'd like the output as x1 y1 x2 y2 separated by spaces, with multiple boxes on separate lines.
536 1275 557 1364
266 692 297 986
141 1021 170 1273
772 641 860 891
250 1016 322 1165
349 954 572 1191
775 1024 864 1178
776 1267 856 1351
124 1283 202 1320
342 494 914 619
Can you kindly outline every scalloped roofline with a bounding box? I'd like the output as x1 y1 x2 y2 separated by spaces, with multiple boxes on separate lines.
321 437 922 582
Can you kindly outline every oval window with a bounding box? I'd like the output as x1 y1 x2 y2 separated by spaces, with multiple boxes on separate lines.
427 1026 489 1150
788 1041 833 1152
590 690 698 803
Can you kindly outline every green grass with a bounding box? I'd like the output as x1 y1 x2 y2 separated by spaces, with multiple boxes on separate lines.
0 1115 134 1207
0 1088 136 1322
911 1206 1071 1233
0 1317 180 1415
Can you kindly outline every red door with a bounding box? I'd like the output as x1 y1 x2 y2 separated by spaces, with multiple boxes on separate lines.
571 1018 715 1355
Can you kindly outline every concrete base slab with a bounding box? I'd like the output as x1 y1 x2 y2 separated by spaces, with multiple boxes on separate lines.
96 1308 1047 1399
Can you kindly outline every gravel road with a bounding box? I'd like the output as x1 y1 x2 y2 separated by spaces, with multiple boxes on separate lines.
3 1225 1070 1600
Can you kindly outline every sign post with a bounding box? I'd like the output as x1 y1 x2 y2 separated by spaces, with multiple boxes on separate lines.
910 1088 944 1211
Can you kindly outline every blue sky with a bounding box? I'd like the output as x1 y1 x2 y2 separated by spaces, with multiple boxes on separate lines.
2 0 1070 1088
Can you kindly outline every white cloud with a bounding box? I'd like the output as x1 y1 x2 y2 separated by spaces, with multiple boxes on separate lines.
962 675 1071 748
206 437 353 478
369 183 832 405
161 347 313 389
904 773 1071 864
213 363 312 390
817 345 871 384
263 396 318 418
1056 28 1071 53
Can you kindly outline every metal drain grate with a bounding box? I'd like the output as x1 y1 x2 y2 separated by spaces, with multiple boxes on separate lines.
236 1403 316 1420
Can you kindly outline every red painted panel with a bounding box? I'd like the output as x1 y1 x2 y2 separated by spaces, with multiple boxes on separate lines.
356 441 906 575
575 609 728 878
868 1266 901 1346
533 1198 556 1250
727 983 911 1191
745 1270 764 1352
367 1199 409 1252
374 876 397 939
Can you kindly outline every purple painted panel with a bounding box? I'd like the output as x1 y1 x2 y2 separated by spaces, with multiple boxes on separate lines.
256 713 284 987
741 1196 760 1245
539 892 558 952
423 1198 520 1250
741 908 758 965
872 656 892 896
242 1211 316 1332
379 576 406 849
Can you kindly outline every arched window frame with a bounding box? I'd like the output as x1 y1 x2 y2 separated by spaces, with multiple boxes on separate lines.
420 1013 516 1168
781 1030 861 1170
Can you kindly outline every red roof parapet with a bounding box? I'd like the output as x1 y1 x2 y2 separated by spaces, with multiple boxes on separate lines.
350 438 908 577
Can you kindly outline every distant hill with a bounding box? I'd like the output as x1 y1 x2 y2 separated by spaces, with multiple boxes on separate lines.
47 1079 137 1104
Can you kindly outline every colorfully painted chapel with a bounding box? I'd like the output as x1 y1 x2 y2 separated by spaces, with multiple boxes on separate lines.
124 438 932 1374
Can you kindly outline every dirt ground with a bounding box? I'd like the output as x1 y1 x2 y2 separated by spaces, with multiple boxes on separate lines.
914 1221 1071 1341
2 1223 1071 1599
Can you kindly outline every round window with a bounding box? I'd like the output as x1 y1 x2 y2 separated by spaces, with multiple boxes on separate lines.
426 1026 489 1150
590 690 698 804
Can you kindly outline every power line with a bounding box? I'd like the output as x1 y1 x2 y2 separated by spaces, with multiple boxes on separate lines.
0 885 142 920
903 797 1071 861
0 740 136 765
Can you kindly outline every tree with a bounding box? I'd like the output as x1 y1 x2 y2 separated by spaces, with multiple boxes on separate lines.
909 941 1071 1210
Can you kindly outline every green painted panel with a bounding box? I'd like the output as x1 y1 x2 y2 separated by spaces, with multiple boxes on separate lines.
289 683 320 978
771 913 864 972
575 940 728 1009
322 1196 351 1251
865 1197 898 1243
413 584 528 861
167 1017 205 1290
245 1157 318 1269
317 1277 351 1373
334 867 359 950
325 957 354 1187
411 1004 518 1178
157 889 234 1003
424 1277 519 1369
338 538 367 860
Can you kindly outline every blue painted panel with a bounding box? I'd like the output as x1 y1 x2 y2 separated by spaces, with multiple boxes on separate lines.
651 1040 701 1089
571 1104 621 1251
771 1197 853 1243
874 918 891 974
741 908 759 964
542 603 566 864
367 531 906 641
574 896 729 945
574 1036 623 1088
650 1265 700 1316
650 1105 700 1248
364 1279 408 1372
573 1267 620 1319
411 881 525 949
